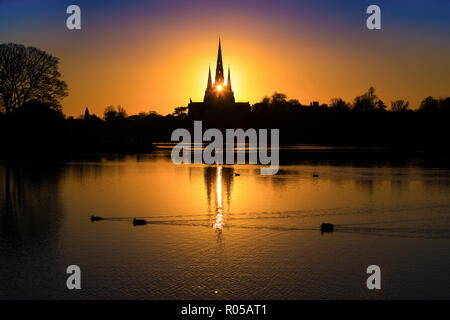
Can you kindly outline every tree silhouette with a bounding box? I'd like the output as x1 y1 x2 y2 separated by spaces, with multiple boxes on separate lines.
0 43 68 116
353 87 379 112
330 98 351 111
117 106 127 118
103 106 116 120
173 106 188 118
103 105 127 121
270 92 287 104
439 97 450 113
391 100 410 112
376 99 387 111
419 96 439 112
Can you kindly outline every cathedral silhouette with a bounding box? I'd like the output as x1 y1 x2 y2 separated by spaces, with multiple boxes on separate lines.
188 39 250 120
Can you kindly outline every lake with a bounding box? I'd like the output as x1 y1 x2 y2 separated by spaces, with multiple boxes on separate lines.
1 148 450 299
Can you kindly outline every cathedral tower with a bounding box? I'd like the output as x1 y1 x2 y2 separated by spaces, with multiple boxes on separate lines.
204 39 235 103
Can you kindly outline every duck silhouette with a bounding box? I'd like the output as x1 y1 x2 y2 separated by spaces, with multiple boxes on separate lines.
90 215 103 222
133 218 147 226
320 223 334 233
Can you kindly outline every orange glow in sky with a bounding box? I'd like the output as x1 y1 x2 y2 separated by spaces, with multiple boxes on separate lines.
2 2 449 117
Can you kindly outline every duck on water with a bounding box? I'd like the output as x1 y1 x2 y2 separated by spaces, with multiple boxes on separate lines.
320 223 334 233
133 218 147 226
90 216 147 226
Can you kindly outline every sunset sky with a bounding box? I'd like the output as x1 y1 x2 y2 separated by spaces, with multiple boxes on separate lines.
1 0 449 116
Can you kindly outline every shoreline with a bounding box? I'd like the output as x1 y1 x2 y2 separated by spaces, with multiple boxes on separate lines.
1 144 449 168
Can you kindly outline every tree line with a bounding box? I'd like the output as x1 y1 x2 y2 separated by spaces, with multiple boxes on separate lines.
1 43 449 157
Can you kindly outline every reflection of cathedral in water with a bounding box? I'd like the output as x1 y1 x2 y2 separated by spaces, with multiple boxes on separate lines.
203 166 234 230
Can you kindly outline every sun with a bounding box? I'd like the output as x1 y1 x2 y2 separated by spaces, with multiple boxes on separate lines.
217 85 223 91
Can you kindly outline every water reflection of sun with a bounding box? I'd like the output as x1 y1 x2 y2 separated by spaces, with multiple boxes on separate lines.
213 165 224 230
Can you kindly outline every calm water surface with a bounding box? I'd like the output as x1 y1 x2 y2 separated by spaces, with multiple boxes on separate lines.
1 149 450 299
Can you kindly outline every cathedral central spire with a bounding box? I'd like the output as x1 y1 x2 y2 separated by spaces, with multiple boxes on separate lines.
215 38 224 86
202 39 235 103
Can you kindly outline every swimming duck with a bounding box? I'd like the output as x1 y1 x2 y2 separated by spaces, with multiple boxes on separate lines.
133 218 147 226
320 223 334 233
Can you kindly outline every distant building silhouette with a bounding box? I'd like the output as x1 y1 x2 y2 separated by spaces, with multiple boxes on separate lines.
188 39 250 120
84 107 90 120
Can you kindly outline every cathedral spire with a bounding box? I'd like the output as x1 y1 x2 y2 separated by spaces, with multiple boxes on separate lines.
207 66 212 89
227 65 232 90
201 39 236 104
215 38 224 86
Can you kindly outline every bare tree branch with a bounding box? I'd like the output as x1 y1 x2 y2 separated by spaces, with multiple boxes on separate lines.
0 43 68 115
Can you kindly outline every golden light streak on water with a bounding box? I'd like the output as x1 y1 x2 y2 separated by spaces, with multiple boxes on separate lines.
213 166 224 230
